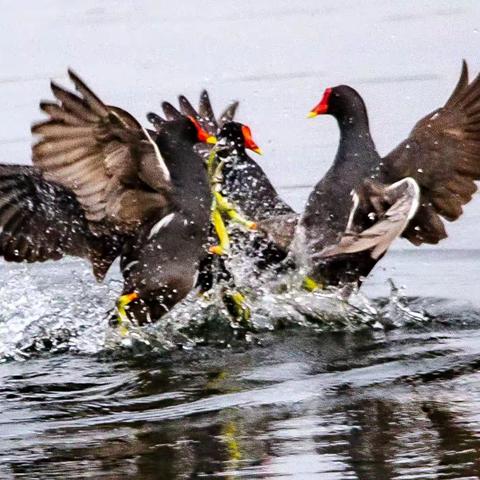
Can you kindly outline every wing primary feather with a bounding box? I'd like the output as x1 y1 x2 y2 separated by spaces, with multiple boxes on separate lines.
67 69 109 117
39 102 84 125
147 112 166 130
50 82 98 122
32 121 94 138
458 71 480 109
445 60 469 107
161 101 183 120
199 90 216 124
219 101 239 127
178 95 200 120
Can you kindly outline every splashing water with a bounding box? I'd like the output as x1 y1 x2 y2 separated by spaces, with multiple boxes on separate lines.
0 251 446 363
0 261 118 361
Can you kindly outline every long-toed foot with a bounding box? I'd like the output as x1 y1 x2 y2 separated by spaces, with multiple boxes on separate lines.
213 191 257 230
222 289 252 328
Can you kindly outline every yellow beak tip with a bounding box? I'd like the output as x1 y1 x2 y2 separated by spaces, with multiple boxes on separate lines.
307 111 318 119
254 148 263 155
206 136 218 145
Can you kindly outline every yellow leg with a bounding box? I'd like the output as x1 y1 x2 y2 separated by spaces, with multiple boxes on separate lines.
207 149 255 262
302 276 324 292
209 156 256 230
115 292 139 336
223 289 252 326
209 206 230 256
213 191 257 230
222 420 242 462
206 145 220 178
211 159 226 186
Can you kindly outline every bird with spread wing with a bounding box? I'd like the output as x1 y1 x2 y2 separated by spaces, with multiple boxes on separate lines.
0 70 217 326
295 61 480 289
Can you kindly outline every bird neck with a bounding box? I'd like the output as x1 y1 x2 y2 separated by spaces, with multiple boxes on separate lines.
336 107 371 141
218 144 246 163
160 140 210 213
333 109 378 172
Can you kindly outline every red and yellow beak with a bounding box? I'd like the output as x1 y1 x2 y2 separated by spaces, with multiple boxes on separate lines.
188 116 218 144
308 87 333 118
241 124 262 155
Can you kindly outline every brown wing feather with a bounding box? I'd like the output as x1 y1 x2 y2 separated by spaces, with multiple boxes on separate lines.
381 61 480 245
219 101 239 128
32 69 170 233
257 213 299 251
0 165 121 280
176 90 239 136
319 178 420 260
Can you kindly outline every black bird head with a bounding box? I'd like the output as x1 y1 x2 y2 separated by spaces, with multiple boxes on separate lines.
149 113 218 147
308 85 369 126
218 121 262 156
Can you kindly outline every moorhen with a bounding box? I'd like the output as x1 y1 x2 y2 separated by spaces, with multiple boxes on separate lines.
167 91 295 221
0 70 217 325
299 61 480 288
175 92 297 266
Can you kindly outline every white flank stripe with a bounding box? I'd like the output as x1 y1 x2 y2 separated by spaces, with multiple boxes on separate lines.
123 260 139 272
345 190 360 232
148 213 175 239
142 127 171 182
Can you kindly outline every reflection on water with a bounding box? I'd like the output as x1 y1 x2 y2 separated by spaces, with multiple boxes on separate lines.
3 324 480 479
0 250 480 479
0 239 479 479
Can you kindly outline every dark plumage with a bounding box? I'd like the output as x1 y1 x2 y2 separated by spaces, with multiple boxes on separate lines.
216 121 293 221
300 61 480 287
171 91 296 280
172 91 294 222
0 164 121 280
0 70 215 324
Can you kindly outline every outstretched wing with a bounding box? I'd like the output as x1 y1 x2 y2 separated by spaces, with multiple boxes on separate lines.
0 165 121 280
319 178 420 260
381 61 480 245
161 101 183 121
32 69 171 232
176 90 239 136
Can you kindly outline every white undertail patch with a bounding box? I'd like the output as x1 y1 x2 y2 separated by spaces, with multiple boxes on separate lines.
387 177 420 220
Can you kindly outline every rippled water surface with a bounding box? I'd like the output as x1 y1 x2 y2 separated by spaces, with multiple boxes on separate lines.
2 258 480 479
2 1 480 479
